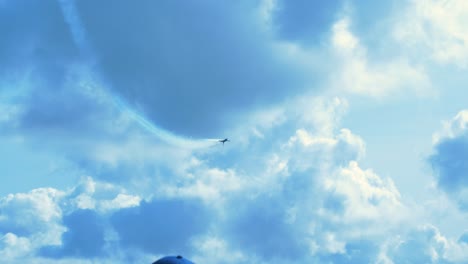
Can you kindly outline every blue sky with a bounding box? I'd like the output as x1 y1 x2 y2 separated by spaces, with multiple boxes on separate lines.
1 0 468 263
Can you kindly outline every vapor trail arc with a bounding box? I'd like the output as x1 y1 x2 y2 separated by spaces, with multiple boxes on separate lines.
113 97 219 149
59 0 220 149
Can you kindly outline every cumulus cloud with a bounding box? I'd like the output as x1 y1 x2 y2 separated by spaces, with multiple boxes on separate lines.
40 209 106 258
0 188 65 262
161 97 405 262
0 178 212 262
329 17 431 97
394 0 468 67
0 233 32 261
384 225 468 264
2 91 465 263
324 161 402 224
3 1 467 263
429 110 468 210
191 236 247 264
65 177 141 212
0 93 411 263
0 188 64 240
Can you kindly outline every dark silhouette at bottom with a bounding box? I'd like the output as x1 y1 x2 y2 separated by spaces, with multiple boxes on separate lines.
153 255 195 264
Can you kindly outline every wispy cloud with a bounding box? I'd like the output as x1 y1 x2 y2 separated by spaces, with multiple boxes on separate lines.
394 0 468 67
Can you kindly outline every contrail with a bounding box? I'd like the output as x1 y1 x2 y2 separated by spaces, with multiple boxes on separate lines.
113 96 219 149
58 0 90 56
59 0 220 149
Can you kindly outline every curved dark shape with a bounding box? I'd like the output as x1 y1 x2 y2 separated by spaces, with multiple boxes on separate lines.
219 138 230 146
152 255 195 264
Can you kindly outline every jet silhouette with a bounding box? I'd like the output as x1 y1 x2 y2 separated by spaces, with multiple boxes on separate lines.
219 138 229 146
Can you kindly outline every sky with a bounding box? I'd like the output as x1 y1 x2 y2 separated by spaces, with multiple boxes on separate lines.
1 0 468 263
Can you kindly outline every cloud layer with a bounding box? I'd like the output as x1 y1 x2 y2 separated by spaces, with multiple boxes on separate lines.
1 0 468 263
2 95 466 263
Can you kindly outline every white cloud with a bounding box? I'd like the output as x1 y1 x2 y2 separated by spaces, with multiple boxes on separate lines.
429 110 468 211
0 92 461 263
162 167 245 205
67 177 141 212
190 97 408 262
384 224 468 263
0 188 64 238
192 236 247 264
330 17 432 97
433 110 468 143
0 233 32 260
101 194 141 211
4 1 461 263
0 188 65 262
332 18 360 53
0 45 451 263
293 96 349 136
394 0 468 67
37 94 399 262
258 0 276 30
326 161 403 223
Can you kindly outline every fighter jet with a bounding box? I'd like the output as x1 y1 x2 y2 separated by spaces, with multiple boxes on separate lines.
218 138 229 146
